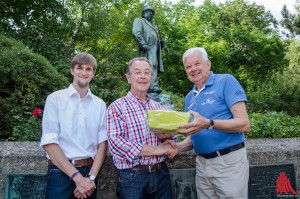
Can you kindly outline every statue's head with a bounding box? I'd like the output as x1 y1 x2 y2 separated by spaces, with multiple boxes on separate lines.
142 4 155 21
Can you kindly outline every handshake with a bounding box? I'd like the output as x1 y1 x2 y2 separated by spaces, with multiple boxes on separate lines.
154 139 180 159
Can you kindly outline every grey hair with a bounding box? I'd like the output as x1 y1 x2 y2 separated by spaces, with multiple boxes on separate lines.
126 57 153 75
182 47 208 64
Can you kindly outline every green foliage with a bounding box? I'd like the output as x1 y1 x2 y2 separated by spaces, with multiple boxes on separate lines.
0 0 76 68
285 39 300 71
0 0 298 140
1 0 289 101
11 111 42 141
54 0 141 104
159 0 288 94
247 39 300 116
162 90 185 112
90 62 129 106
247 73 300 116
0 35 68 139
280 2 300 38
247 112 300 138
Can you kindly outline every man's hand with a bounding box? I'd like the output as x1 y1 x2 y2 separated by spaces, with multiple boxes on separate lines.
151 140 179 159
156 133 173 140
73 175 96 198
152 144 171 156
176 111 209 136
163 140 179 159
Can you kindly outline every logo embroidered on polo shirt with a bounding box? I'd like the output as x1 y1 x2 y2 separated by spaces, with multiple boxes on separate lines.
202 98 216 106
204 91 215 95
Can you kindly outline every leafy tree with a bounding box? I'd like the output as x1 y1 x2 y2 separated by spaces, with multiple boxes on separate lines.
158 0 288 95
65 0 143 105
155 0 197 94
286 39 300 70
0 0 299 140
280 2 300 37
0 0 292 105
0 0 76 68
247 39 300 116
1 0 290 98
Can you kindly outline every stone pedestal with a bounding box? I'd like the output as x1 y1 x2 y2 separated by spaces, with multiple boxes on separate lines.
1 139 300 199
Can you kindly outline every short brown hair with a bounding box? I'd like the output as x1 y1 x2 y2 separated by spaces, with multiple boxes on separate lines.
71 52 97 71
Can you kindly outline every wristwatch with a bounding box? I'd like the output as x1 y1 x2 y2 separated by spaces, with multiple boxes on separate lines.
87 174 96 181
208 119 214 130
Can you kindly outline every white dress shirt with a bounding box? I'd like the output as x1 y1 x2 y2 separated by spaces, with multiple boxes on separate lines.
40 84 107 160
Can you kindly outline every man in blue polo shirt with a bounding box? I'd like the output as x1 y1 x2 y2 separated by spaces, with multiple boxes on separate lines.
174 47 250 198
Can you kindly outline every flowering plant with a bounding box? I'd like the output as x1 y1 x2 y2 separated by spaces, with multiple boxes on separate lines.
32 108 42 117
11 107 43 141
31 107 43 138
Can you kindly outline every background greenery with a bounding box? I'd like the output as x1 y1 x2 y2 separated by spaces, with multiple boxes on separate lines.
0 0 299 140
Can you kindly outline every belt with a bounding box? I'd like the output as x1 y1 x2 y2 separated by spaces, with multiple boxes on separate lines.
131 162 165 173
199 142 245 159
48 157 94 167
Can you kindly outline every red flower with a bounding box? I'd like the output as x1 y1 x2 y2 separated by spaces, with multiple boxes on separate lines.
32 108 42 117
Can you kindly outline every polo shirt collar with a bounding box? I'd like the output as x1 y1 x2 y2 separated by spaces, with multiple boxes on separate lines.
192 71 215 94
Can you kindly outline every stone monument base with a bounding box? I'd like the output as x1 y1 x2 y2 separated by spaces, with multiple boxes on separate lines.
1 139 300 199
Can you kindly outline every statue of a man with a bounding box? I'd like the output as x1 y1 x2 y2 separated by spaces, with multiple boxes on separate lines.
132 4 165 93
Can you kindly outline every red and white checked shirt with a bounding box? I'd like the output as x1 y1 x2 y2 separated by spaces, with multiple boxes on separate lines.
106 91 165 170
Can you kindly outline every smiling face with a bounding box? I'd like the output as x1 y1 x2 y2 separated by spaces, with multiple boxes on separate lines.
126 60 152 99
71 64 95 89
183 52 211 90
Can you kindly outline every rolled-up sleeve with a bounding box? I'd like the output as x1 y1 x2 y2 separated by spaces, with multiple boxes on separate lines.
40 94 60 147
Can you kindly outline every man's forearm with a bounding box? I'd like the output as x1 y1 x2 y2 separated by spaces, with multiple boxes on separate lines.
177 136 193 152
89 141 107 176
139 144 170 157
43 143 79 178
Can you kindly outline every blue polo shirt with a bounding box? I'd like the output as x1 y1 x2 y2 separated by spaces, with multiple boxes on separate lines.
185 71 247 155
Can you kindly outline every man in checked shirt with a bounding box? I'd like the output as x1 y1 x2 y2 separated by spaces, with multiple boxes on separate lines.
106 57 177 199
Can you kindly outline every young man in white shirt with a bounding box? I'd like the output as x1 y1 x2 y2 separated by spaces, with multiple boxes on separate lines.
40 52 107 199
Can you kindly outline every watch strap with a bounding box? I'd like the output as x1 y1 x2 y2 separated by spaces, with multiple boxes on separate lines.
208 119 214 129
87 174 96 181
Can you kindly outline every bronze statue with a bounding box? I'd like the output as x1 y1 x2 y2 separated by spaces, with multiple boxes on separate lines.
132 4 165 93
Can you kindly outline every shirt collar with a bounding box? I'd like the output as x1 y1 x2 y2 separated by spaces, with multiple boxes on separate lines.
192 71 215 95
67 84 92 100
127 91 151 104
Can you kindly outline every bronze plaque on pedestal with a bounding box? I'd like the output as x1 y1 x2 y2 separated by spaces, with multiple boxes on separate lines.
5 174 47 199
